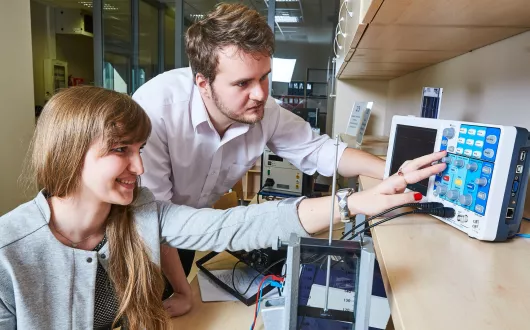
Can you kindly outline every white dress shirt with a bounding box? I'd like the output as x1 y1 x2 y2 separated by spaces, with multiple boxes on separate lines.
133 67 346 208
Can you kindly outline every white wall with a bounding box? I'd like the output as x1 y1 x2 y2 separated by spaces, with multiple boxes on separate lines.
0 0 36 214
332 79 389 137
385 31 530 134
385 31 530 211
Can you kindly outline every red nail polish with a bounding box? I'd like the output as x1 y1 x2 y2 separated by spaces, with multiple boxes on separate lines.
414 192 423 201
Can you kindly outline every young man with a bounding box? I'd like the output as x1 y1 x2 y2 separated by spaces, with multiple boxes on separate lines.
133 3 385 316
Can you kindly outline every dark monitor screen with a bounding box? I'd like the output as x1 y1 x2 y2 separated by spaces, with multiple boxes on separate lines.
390 124 438 195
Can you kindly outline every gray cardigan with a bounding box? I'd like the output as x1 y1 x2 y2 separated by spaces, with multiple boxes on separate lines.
0 188 308 329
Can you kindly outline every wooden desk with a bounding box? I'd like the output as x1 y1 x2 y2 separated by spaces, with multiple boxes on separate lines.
170 251 266 330
359 176 530 330
170 197 346 330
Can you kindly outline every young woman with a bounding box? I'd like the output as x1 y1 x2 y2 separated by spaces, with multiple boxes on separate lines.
0 86 446 329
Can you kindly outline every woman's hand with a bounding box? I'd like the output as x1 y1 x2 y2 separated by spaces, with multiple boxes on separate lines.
348 151 447 216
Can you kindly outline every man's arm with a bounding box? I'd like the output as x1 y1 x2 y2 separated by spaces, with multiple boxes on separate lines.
266 102 384 179
337 148 385 179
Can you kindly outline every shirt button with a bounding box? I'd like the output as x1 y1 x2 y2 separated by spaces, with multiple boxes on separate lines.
86 257 93 263
100 254 106 259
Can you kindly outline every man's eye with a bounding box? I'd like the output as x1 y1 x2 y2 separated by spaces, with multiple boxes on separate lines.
237 81 248 87
112 147 126 153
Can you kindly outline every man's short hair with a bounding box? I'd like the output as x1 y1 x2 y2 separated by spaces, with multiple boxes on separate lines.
185 3 275 83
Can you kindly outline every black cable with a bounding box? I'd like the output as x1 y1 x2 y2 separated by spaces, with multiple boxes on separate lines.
347 207 455 241
231 260 243 293
232 257 287 296
348 211 415 240
523 217 530 222
340 202 444 240
256 178 275 204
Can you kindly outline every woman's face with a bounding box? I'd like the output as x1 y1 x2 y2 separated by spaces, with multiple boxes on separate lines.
80 138 146 205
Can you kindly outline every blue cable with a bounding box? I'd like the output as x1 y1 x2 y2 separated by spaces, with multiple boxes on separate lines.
250 280 283 330
516 233 530 238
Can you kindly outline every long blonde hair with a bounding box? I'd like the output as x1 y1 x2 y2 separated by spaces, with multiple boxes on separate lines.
26 86 168 329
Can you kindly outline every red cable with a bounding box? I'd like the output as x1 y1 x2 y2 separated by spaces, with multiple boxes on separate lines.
250 275 285 330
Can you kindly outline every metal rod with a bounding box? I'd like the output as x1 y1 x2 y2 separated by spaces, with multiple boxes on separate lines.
324 134 340 312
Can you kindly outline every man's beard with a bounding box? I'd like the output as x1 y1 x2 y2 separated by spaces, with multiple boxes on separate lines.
211 86 265 125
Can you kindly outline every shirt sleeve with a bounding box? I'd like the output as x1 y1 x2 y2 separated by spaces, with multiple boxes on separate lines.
157 197 309 252
132 94 174 201
266 103 347 177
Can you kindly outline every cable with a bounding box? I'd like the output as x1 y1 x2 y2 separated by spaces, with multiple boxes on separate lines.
256 178 275 204
347 207 455 241
250 275 284 330
233 257 287 297
231 260 244 294
340 202 444 240
249 275 274 330
523 217 530 221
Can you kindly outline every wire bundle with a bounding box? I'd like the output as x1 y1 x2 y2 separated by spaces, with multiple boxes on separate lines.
340 202 455 240
250 275 284 330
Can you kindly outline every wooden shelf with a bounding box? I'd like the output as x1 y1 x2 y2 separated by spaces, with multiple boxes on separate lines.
336 0 530 80
242 160 261 202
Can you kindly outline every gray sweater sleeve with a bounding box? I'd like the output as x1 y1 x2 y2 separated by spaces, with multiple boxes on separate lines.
0 298 15 329
157 197 309 252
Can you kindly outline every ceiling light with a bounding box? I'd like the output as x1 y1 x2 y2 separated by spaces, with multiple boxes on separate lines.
78 2 118 10
104 4 118 11
275 16 300 23
189 14 205 20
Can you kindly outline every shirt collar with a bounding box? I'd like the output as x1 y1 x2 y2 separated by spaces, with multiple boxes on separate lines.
35 190 51 224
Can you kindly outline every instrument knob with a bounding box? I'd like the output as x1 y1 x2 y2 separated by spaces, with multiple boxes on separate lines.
475 177 488 187
466 162 478 172
443 128 455 139
441 156 453 164
436 184 448 195
459 194 473 206
454 159 465 168
446 190 460 201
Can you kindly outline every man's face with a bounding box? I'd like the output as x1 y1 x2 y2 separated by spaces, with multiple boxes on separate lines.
208 45 271 125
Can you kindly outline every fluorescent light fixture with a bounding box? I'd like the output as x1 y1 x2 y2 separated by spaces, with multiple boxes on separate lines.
78 1 118 10
272 58 296 83
275 15 300 23
189 14 205 20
